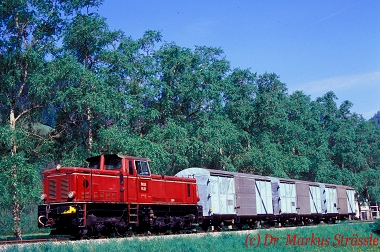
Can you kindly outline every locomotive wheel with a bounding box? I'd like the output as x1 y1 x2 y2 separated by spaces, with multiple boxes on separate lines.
70 227 86 239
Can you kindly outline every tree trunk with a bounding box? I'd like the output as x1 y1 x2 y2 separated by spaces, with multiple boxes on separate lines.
87 107 93 152
10 107 22 240
12 193 22 240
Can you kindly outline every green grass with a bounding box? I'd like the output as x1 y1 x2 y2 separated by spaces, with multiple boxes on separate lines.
2 222 379 252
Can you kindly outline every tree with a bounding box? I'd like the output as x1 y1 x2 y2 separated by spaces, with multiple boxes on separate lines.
352 117 380 203
53 10 125 164
104 30 162 137
282 91 315 179
152 45 229 125
370 111 380 125
250 73 290 177
224 68 257 133
0 0 103 239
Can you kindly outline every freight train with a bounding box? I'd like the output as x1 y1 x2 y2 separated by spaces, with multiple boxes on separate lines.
176 168 357 229
38 154 357 237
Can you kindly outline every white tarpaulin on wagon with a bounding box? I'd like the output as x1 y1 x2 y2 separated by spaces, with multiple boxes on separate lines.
255 180 273 215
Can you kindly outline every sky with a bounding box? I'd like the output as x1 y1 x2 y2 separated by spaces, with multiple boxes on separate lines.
97 0 380 119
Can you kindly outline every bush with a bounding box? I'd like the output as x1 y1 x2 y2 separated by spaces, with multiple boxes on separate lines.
0 204 45 237
372 218 380 235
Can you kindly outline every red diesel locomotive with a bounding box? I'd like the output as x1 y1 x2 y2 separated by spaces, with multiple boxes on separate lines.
38 154 202 237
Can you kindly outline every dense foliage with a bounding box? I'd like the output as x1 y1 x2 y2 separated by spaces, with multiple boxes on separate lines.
373 218 380 235
0 0 379 237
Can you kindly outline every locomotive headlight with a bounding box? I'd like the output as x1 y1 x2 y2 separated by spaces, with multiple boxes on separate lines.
56 164 61 171
68 191 76 199
40 194 47 201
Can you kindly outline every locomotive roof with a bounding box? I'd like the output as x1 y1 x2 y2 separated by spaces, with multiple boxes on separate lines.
86 154 151 162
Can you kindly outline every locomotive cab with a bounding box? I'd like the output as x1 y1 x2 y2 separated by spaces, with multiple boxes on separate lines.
86 154 150 176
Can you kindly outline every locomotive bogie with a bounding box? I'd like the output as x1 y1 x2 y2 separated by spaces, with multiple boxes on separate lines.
38 202 201 237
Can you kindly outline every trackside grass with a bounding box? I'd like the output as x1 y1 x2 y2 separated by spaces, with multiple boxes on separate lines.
1 222 379 252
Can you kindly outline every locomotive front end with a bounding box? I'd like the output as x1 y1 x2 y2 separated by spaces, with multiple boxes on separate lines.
38 164 91 233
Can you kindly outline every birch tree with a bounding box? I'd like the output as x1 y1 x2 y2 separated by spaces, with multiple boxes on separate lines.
0 0 103 240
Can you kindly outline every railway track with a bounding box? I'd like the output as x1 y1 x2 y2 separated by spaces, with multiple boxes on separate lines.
0 220 366 248
0 224 303 247
0 226 258 247
0 236 71 247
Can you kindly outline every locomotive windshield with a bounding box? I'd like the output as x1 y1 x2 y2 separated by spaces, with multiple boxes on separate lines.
136 160 150 176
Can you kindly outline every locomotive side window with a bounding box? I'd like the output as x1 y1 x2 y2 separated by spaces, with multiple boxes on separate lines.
128 160 134 175
105 157 122 170
136 160 150 176
88 158 100 169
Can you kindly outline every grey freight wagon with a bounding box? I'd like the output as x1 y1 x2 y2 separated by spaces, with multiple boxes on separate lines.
176 168 356 229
